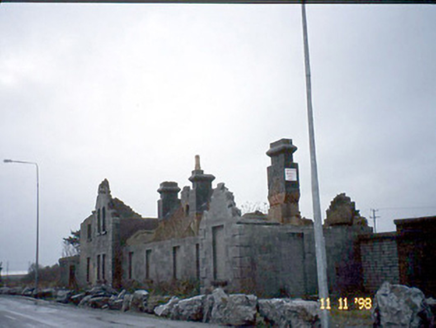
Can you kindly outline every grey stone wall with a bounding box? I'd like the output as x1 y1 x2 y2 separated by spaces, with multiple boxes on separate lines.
78 181 120 288
229 221 317 297
324 225 373 295
79 212 119 288
359 232 399 294
199 183 241 293
59 255 79 288
197 183 371 298
123 236 200 284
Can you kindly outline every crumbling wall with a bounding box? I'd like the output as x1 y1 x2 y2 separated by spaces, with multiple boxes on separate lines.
199 183 241 294
59 255 79 288
324 193 368 227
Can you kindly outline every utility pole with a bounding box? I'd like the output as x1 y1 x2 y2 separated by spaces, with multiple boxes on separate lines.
370 209 379 233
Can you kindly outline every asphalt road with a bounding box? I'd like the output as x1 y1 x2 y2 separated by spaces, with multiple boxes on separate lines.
0 295 222 328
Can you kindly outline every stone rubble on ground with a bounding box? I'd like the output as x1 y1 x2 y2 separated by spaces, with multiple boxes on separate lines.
5 283 436 327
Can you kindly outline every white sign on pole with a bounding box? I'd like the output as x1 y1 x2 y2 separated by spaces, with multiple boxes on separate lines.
285 168 297 181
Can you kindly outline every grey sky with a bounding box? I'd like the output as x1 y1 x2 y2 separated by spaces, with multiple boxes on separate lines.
0 3 435 273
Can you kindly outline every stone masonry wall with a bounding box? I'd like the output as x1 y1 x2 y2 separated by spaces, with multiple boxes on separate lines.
359 233 399 294
199 183 241 293
324 225 373 295
230 221 317 298
123 236 200 284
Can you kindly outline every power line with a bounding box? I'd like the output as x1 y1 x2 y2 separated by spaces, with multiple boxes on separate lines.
377 206 436 211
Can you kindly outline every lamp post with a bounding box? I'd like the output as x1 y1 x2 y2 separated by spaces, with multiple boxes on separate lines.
301 2 330 327
4 159 40 296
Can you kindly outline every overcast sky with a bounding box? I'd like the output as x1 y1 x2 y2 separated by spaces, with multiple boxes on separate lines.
1 2 435 273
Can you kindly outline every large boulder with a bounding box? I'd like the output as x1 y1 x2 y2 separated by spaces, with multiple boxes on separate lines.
21 287 35 297
88 296 111 309
145 295 172 314
172 295 205 321
78 295 93 307
8 287 23 295
204 288 257 326
56 289 74 303
130 290 149 312
35 288 56 299
258 298 320 328
121 294 133 312
70 292 86 305
372 282 434 328
154 296 180 317
108 295 124 310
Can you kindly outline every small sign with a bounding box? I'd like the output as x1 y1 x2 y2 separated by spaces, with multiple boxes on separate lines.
285 168 297 182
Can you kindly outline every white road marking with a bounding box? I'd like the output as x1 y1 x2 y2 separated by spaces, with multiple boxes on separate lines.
3 314 16 321
2 308 58 328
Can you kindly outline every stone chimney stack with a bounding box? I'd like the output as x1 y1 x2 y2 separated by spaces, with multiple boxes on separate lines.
266 139 302 224
157 181 181 220
98 179 111 195
188 155 215 215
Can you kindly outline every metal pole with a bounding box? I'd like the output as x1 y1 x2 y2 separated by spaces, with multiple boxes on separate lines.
3 159 40 297
35 163 39 296
301 2 330 327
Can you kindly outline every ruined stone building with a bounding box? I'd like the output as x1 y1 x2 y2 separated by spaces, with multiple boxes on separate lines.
60 138 436 298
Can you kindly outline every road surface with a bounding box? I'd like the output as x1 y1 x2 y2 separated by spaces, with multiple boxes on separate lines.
0 295 222 328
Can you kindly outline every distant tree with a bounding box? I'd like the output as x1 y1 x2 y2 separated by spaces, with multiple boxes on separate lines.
22 263 60 287
62 230 80 257
0 261 3 285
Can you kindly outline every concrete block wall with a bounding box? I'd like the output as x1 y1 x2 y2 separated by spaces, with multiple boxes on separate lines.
359 232 399 294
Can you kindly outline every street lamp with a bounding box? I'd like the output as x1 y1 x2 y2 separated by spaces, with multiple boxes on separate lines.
301 3 330 327
4 159 40 296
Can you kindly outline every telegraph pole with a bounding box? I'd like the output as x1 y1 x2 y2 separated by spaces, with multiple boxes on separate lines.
370 209 379 233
